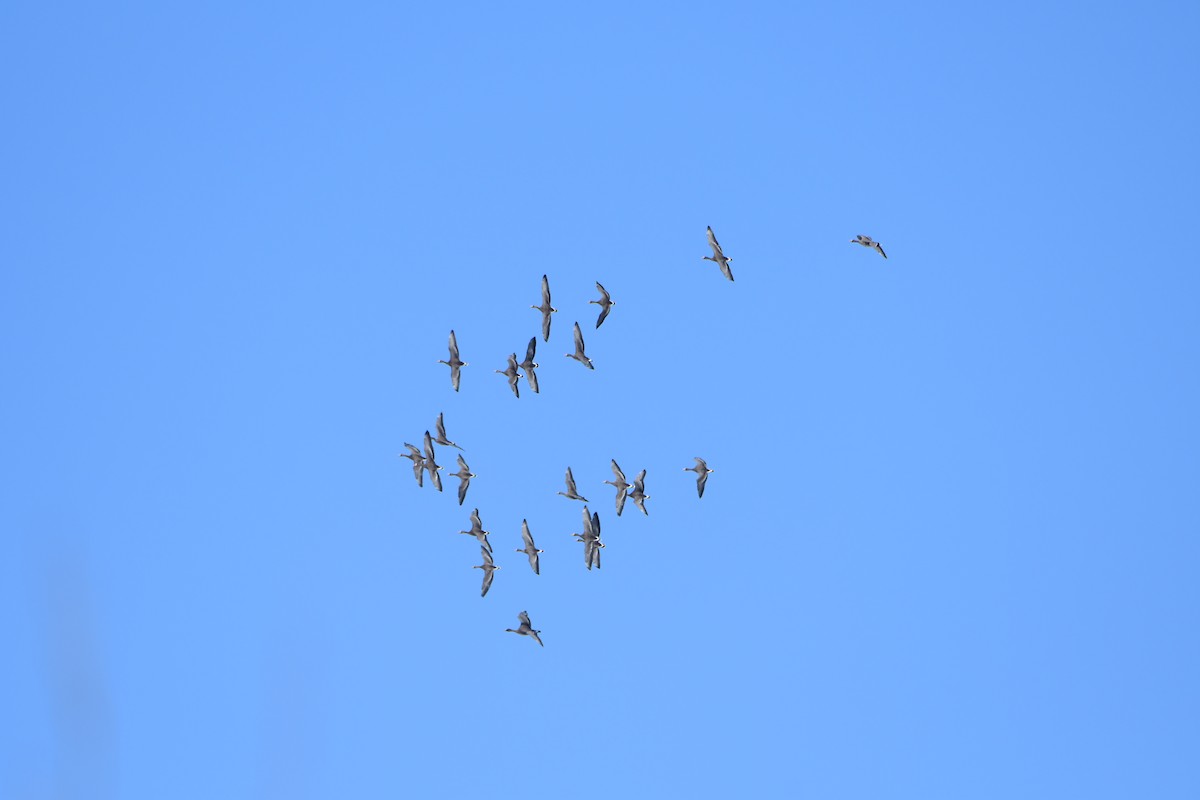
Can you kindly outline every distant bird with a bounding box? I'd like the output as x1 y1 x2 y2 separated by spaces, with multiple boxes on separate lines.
531 274 558 343
434 412 463 450
422 430 443 492
850 235 887 259
604 459 631 516
703 226 735 281
449 454 476 506
573 505 604 570
516 519 543 575
628 469 649 515
399 443 425 487
590 282 615 328
495 352 521 398
505 610 544 647
684 457 714 498
473 546 500 598
518 337 540 394
460 507 492 553
438 330 468 391
565 322 594 369
557 466 588 502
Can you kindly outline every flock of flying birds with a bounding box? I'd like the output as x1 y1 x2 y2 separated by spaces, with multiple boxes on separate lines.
402 228 889 646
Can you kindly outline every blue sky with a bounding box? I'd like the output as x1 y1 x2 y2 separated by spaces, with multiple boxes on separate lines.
2 2 1198 798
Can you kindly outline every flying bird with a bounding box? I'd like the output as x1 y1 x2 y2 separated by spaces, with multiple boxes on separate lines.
399 443 425 487
531 274 557 342
437 330 468 392
495 353 521 398
684 457 714 498
850 235 887 259
565 322 594 369
518 337 540 394
449 454 476 506
434 412 463 450
590 282 615 328
628 469 650 515
460 508 492 553
505 610 544 647
422 430 443 492
557 466 588 502
703 226 735 281
604 459 631 516
516 519 543 575
573 506 604 570
473 546 500 598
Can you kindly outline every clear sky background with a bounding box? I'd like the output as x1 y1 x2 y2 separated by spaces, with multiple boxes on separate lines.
2 2 1198 798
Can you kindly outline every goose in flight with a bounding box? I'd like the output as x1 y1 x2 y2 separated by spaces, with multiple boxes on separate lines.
516 519 543 575
565 322 594 369
531 274 557 343
628 469 649 515
399 443 425 487
850 235 887 259
590 282 615 329
449 454 476 506
460 508 492 553
422 430 443 492
437 330 468 392
684 457 714 498
704 226 735 281
434 412 463 450
473 546 500 598
605 459 630 516
505 610 544 647
573 506 604 570
518 337 540 394
557 466 589 502
496 353 521 398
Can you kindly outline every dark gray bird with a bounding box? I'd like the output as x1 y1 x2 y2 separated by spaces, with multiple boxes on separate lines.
684 457 714 498
516 519 543 575
399 443 425 487
505 610 543 647
496 352 521 398
434 412 464 450
850 234 887 259
573 505 604 570
518 337 540 394
531 274 557 343
422 430 443 492
604 459 630 516
450 454 476 506
628 469 649 515
704 226 735 281
590 282 614 328
556 466 588 502
565 322 594 369
460 508 492 553
437 330 468 392
473 546 500 598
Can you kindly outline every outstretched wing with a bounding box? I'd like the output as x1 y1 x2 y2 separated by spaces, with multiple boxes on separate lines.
525 366 539 394
615 489 626 516
518 610 531 627
541 309 552 342
573 321 585 353
471 508 482 531
481 546 494 567
524 336 537 366
565 467 578 494
521 519 535 549
450 364 461 392
448 330 460 360
719 258 734 282
877 244 888 259
437 412 448 440
541 274 551 307
457 473 470 505
431 469 442 492
457 454 469 471
611 459 626 483
529 630 544 647
697 471 708 498
596 303 611 329
706 226 723 256
633 469 647 492
481 569 494 598
423 430 435 459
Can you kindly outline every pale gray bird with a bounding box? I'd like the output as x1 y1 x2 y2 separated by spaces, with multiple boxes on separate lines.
437 330 468 391
684 457 714 498
422 430 443 492
850 234 887 259
531 274 557 343
505 610 543 647
399 443 425 487
518 337 540 394
704 226 735 281
565 322 594 369
628 469 649 515
449 454 476 506
516 519 543 575
557 466 588 502
473 546 500 598
460 508 492 553
605 459 630 516
573 505 604 570
434 412 463 450
496 353 521 398
590 282 615 328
